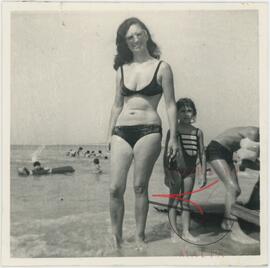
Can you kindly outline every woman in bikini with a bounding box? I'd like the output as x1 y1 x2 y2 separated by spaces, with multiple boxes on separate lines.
107 17 178 249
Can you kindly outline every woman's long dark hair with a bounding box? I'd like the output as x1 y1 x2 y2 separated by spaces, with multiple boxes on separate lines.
113 17 161 70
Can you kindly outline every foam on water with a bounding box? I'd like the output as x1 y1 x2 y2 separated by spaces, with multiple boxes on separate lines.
10 145 260 257
10 145 170 257
31 145 46 162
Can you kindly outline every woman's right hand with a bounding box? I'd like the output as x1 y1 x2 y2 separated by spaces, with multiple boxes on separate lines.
167 137 179 163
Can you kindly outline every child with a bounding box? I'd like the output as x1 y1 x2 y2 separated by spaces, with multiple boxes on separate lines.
164 98 207 243
33 161 44 172
32 161 51 175
97 150 103 158
93 158 102 174
84 150 91 158
76 147 83 157
90 151 96 157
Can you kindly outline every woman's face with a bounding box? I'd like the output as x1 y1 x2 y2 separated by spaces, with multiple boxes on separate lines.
125 24 148 53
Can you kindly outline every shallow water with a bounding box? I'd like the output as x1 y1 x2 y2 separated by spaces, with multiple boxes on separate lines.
11 145 170 257
10 145 260 257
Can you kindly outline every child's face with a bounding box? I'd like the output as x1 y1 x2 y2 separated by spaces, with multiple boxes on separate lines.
177 105 195 124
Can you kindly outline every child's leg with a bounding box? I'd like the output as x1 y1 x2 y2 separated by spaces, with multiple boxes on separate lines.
181 174 199 242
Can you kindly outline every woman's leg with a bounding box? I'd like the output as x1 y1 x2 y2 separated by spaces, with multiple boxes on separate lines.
133 133 161 244
110 135 133 248
181 174 198 242
209 159 241 230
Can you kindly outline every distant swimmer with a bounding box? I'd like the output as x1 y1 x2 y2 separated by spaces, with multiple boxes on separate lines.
18 165 75 176
67 149 77 157
93 158 102 174
32 161 48 175
90 151 96 157
77 147 84 156
18 161 51 176
97 150 104 158
84 150 91 158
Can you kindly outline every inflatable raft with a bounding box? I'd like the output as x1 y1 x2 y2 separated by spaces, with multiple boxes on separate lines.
18 166 75 176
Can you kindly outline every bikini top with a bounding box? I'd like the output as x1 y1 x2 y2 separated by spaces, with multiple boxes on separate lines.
120 61 163 97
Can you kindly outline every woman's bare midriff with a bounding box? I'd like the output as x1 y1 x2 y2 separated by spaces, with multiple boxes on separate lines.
116 95 162 126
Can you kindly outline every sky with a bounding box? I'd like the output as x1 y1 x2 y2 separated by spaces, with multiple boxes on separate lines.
10 7 259 145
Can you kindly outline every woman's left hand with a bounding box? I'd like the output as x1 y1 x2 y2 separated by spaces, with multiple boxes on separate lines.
167 137 179 163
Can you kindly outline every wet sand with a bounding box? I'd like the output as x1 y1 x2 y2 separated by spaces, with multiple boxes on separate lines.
119 168 261 257
109 209 260 257
11 145 260 257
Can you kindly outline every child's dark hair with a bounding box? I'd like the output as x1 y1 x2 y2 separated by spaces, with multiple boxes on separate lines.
176 98 197 116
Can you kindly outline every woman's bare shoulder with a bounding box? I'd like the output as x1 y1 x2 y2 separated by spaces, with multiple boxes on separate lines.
159 61 173 79
159 60 171 70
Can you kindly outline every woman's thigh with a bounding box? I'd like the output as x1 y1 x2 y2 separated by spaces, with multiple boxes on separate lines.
133 133 162 187
110 135 134 189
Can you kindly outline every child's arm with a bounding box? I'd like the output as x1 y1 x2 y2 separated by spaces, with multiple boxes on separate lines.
198 129 207 187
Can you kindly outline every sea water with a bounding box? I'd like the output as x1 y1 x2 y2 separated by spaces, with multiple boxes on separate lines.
10 145 259 257
10 145 171 257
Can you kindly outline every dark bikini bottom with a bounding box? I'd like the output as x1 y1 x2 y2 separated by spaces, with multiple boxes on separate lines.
112 124 162 149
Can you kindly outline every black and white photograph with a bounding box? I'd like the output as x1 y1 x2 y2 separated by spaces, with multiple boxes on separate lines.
1 2 268 266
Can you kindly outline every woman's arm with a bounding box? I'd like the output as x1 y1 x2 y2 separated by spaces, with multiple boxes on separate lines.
163 130 170 168
163 130 176 188
107 68 124 149
198 129 207 187
160 62 178 161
